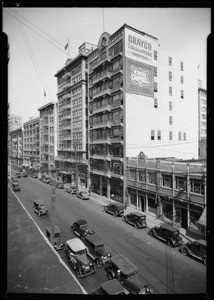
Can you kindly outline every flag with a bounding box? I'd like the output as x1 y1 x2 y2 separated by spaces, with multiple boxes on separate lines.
44 91 46 97
65 42 68 50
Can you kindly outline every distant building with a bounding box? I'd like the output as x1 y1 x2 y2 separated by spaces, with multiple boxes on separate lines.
9 114 22 131
38 102 58 171
9 127 23 169
23 117 40 167
198 85 207 159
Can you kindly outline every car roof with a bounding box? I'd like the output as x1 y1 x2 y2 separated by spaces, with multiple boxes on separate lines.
46 225 61 234
110 254 138 275
196 239 207 247
75 219 87 226
33 199 45 205
129 212 146 217
160 223 179 232
100 279 124 295
85 234 104 247
66 238 86 251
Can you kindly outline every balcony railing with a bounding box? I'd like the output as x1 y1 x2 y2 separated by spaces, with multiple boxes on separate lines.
92 87 112 100
90 137 111 144
110 51 122 61
93 71 112 85
90 153 111 161
91 104 111 115
90 121 111 130
90 54 111 71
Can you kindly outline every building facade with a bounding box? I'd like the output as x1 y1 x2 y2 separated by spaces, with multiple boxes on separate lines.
88 24 199 202
9 114 22 132
38 102 58 171
198 86 207 159
23 117 40 167
9 127 23 169
54 42 96 186
127 157 206 236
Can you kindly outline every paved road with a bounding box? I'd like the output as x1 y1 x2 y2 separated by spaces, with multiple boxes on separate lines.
8 176 207 294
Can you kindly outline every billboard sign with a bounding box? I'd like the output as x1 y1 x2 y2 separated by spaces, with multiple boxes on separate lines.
126 58 154 97
125 28 154 65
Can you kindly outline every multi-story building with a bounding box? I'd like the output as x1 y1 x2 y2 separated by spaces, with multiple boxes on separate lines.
9 114 22 132
23 117 40 167
88 24 199 202
54 42 96 186
38 102 58 171
127 157 206 236
9 127 23 169
198 85 207 159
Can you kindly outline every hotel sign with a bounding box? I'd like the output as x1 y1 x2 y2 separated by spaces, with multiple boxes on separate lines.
125 28 154 65
126 58 154 97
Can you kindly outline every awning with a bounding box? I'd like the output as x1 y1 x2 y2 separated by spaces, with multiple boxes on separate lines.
197 207 206 227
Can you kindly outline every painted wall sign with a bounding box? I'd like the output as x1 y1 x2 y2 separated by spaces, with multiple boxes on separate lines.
125 28 154 65
126 58 154 97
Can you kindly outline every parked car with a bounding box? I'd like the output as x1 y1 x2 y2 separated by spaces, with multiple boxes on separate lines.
84 234 112 267
16 172 21 178
46 225 65 251
56 182 64 189
12 182 20 191
71 219 94 240
123 212 147 229
107 254 152 294
33 199 48 216
91 279 129 295
148 223 183 247
180 239 206 265
77 191 90 200
104 203 124 217
65 185 78 194
64 238 96 278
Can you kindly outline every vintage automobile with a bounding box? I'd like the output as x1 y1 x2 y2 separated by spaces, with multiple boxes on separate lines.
55 181 64 189
71 219 94 240
107 254 152 294
104 203 124 217
65 185 78 194
12 182 20 191
84 234 112 267
33 199 49 216
91 279 129 295
148 223 183 247
180 239 207 265
46 225 65 251
64 238 96 278
77 191 90 200
123 212 147 229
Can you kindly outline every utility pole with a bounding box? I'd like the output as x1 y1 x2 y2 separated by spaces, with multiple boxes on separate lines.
50 172 56 247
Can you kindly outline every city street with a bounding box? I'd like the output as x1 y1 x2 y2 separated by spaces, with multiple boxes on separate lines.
8 175 207 295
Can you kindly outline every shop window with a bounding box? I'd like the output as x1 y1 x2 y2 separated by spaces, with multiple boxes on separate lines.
148 172 156 185
162 174 172 188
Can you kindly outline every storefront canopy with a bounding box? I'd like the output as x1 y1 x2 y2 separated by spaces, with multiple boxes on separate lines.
197 207 206 227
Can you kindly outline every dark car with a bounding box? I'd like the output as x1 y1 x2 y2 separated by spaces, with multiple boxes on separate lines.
149 223 183 247
91 279 129 295
84 234 112 267
123 212 147 229
104 203 124 217
33 199 49 216
107 254 152 295
46 225 65 251
12 182 20 191
71 219 94 240
65 185 78 194
77 191 90 200
180 239 206 265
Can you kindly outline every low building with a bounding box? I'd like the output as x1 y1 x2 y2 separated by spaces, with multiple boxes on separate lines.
126 157 206 237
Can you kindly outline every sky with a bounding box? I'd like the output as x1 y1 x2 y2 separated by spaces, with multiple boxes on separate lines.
3 7 211 124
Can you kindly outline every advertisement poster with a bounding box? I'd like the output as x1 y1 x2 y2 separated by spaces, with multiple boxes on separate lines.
126 58 154 97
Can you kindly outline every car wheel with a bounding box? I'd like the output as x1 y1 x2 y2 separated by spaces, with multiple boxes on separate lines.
96 259 101 267
167 239 173 247
108 271 115 280
135 223 139 229
203 257 207 266
181 246 189 256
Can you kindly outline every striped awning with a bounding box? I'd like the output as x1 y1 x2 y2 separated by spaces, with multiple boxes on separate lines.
197 207 206 227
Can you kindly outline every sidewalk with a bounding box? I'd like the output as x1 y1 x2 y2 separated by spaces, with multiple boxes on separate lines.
89 191 198 244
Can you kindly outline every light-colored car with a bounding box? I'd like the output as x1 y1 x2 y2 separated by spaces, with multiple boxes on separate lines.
77 191 90 200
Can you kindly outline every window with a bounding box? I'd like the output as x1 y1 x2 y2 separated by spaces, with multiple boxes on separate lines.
169 56 172 66
175 176 185 190
169 101 172 111
183 132 186 140
129 169 136 180
138 171 146 182
181 76 184 84
181 90 184 99
169 131 173 140
180 61 184 71
154 82 158 92
151 130 155 140
169 71 172 81
154 66 157 77
154 50 157 60
162 174 172 188
148 172 156 184
154 98 158 108
157 130 161 140
190 179 204 195
169 86 172 96
178 131 182 141
169 116 172 125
